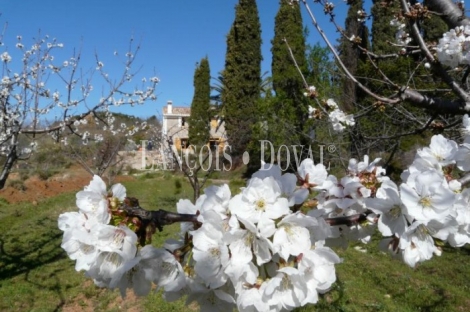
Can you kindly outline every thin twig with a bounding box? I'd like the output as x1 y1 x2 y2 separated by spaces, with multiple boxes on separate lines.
283 38 309 89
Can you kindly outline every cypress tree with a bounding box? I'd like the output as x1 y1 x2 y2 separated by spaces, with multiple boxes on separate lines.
270 0 308 148
221 0 262 162
371 0 401 54
338 0 368 112
188 57 211 148
421 1 449 42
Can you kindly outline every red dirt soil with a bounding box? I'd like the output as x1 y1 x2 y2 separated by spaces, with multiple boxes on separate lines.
0 165 134 204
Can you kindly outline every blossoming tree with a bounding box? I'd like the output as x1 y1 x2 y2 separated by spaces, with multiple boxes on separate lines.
58 0 470 311
0 32 159 189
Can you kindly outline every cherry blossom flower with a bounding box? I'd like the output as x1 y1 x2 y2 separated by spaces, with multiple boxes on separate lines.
399 222 439 268
60 226 99 271
327 105 355 132
142 246 186 292
400 170 455 224
108 255 147 297
366 180 407 237
95 224 137 257
235 282 266 312
448 188 470 247
357 9 367 22
199 184 231 218
191 211 230 288
229 176 290 225
455 143 470 171
436 25 470 67
253 164 308 206
263 267 308 311
272 212 316 260
86 250 136 287
461 114 470 138
1 52 12 63
298 247 341 295
227 215 273 266
348 155 385 176
297 158 328 188
75 175 125 224
417 134 458 166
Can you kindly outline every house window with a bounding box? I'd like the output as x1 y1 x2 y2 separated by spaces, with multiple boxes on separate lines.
210 118 217 128
182 117 186 126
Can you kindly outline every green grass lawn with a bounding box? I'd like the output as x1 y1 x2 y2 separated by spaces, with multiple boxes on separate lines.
1 172 470 311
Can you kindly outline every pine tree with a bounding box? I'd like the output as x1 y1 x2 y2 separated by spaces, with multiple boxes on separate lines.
188 57 211 148
221 0 262 161
270 0 308 148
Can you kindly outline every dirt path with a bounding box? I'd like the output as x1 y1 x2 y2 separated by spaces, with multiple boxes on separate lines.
0 166 134 204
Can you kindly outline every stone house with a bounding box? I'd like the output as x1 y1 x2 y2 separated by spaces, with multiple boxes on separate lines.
162 100 227 150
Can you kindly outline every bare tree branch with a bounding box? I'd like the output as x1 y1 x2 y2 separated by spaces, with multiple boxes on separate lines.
427 0 470 28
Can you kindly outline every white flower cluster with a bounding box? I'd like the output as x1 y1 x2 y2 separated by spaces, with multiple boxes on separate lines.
183 163 339 311
325 99 355 132
311 117 470 267
436 25 470 68
58 176 142 291
365 118 470 267
310 155 386 247
59 115 470 309
1 52 12 63
59 162 341 311
0 110 21 155
303 85 316 98
308 99 355 132
390 18 411 46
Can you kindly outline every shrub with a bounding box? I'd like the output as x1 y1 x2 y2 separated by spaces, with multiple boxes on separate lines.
7 179 26 191
36 168 58 181
174 178 182 194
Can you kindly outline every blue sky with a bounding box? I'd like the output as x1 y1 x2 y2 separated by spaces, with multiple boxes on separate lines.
1 0 346 119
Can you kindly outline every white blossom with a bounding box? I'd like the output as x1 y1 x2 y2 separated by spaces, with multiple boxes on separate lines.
191 211 230 288
400 170 455 224
399 222 439 268
417 134 458 167
1 52 12 63
229 176 290 225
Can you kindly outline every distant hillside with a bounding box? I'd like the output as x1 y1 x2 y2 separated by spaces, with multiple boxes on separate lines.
46 111 161 143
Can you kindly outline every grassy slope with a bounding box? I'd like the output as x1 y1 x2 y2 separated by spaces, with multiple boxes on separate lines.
1 172 469 311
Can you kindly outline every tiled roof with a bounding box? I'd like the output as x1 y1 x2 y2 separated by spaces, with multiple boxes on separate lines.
163 106 191 115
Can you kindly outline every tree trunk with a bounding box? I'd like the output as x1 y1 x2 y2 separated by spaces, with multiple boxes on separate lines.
0 141 18 190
